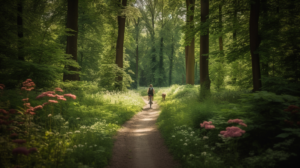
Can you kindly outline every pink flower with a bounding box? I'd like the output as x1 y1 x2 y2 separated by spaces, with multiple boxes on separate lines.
205 124 215 129
48 100 58 103
0 109 8 115
57 96 66 101
24 103 31 108
220 126 246 138
42 102 49 106
239 122 247 127
28 147 38 154
200 121 213 128
64 94 76 100
34 105 43 110
55 88 64 92
36 91 55 99
47 94 56 97
12 147 29 155
227 119 244 124
0 84 5 88
12 139 26 144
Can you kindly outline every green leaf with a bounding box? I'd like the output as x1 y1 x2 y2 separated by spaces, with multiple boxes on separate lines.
276 133 291 138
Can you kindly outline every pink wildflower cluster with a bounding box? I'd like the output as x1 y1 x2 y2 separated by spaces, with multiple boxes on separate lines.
220 126 246 138
200 121 215 129
23 103 43 115
218 118 248 138
64 94 76 100
0 84 5 90
227 119 247 127
55 88 63 92
36 91 55 99
21 79 35 91
0 109 20 126
36 89 75 105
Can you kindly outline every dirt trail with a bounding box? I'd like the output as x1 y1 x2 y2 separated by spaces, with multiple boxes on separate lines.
106 97 180 168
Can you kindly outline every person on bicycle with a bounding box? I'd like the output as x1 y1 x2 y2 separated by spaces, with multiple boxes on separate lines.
147 84 155 103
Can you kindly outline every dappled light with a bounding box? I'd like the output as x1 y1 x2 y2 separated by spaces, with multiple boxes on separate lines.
0 0 299 167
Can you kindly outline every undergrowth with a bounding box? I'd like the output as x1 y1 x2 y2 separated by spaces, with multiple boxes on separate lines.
0 80 144 168
155 85 300 168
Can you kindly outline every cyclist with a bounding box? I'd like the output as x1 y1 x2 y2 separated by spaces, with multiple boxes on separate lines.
147 84 155 104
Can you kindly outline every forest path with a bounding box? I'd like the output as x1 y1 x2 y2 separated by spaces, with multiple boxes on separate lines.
106 96 180 168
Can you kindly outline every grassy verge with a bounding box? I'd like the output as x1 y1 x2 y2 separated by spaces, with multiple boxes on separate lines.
0 80 144 168
155 85 300 168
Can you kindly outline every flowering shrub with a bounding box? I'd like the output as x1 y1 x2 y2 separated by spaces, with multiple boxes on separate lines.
0 80 143 168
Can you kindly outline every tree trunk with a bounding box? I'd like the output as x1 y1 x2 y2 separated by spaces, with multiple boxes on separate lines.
200 0 210 99
169 36 174 86
249 0 262 91
261 0 269 77
17 0 24 61
63 0 79 81
115 0 127 90
158 37 165 86
219 4 223 52
185 0 195 85
135 18 139 89
233 0 237 41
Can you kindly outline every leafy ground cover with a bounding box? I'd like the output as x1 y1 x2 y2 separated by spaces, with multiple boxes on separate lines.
0 80 144 168
154 85 300 168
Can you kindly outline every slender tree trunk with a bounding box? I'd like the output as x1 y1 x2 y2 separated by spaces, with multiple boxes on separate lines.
200 0 210 99
63 0 79 81
17 0 24 61
195 61 197 84
135 18 139 89
169 36 174 86
233 0 237 41
219 4 223 52
115 0 127 90
249 0 262 91
261 0 269 77
185 0 195 85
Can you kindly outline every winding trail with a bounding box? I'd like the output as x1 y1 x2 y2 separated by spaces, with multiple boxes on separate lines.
106 97 180 168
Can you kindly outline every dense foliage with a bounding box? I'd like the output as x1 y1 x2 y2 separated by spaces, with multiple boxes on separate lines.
155 85 300 168
0 80 143 168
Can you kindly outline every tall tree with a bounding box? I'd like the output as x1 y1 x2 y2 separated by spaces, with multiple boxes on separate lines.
158 0 167 87
200 0 210 99
185 0 195 85
17 0 24 61
63 0 79 81
134 18 140 89
218 3 223 55
249 0 262 91
115 0 128 90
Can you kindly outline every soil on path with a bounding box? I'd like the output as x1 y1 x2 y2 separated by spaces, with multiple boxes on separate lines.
106 97 180 168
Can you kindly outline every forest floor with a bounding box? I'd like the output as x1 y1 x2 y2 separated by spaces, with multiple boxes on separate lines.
106 96 180 168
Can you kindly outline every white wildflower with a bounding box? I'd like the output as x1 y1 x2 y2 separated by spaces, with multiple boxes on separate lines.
203 136 209 140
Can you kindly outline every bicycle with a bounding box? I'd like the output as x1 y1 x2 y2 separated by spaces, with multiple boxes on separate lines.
149 95 153 108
